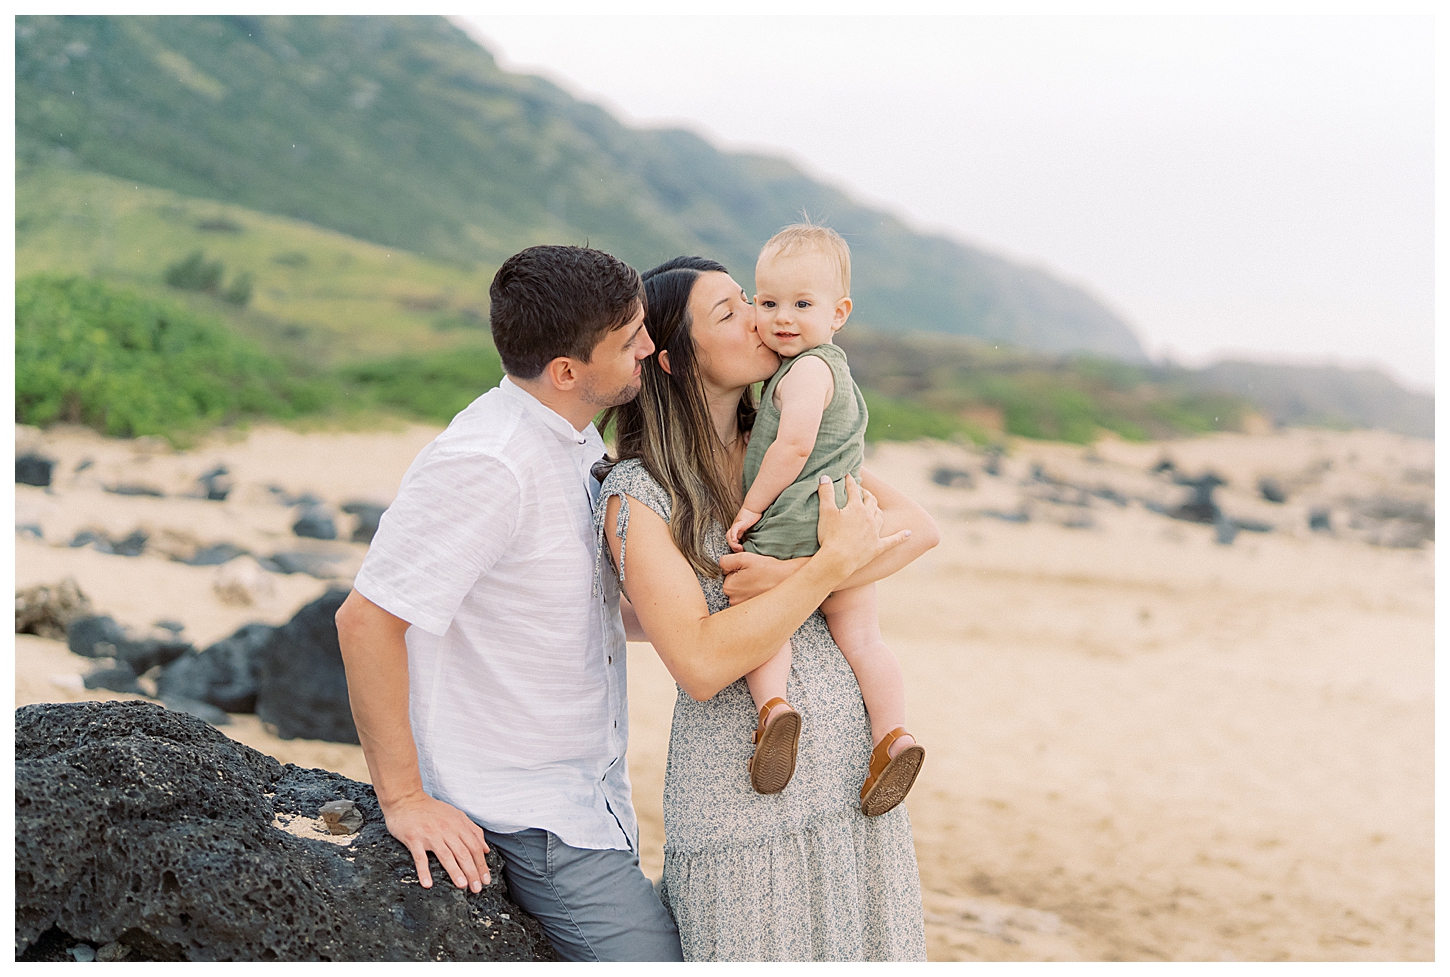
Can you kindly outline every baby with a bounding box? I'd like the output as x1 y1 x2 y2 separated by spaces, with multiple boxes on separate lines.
727 223 926 817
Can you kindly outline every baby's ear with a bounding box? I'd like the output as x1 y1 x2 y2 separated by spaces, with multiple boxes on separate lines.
833 296 853 331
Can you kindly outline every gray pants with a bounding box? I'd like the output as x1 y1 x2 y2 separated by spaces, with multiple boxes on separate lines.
484 827 683 962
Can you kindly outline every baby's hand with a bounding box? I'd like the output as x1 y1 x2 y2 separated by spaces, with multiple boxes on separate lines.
726 508 763 553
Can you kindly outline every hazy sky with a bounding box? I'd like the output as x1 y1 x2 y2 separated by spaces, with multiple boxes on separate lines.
460 15 1434 392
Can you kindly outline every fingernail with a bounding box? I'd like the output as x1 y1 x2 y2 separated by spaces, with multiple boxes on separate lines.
819 474 831 484
904 529 912 537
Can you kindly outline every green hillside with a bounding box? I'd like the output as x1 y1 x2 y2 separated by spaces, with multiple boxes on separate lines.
16 167 493 365
20 165 1427 446
15 14 1146 361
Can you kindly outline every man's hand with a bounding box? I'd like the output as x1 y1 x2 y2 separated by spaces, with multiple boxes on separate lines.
382 791 493 892
719 551 806 605
726 507 763 553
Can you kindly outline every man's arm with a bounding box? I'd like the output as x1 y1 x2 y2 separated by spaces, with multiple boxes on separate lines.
335 590 492 891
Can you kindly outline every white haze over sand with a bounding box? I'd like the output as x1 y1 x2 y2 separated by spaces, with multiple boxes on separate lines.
461 14 1434 393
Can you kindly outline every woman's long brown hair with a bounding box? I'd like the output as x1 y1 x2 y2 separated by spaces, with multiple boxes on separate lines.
598 257 757 579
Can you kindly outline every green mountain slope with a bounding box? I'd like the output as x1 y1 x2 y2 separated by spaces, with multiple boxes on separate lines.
15 14 1146 361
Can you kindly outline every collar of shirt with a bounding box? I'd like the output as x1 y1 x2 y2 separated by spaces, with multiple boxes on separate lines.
498 376 606 503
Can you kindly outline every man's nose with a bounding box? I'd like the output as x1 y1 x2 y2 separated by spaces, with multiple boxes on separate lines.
638 329 656 357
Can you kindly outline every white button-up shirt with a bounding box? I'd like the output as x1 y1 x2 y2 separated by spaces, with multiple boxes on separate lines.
353 377 634 851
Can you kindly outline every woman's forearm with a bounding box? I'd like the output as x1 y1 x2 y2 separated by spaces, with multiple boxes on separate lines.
611 476 899 701
850 466 939 586
631 520 854 700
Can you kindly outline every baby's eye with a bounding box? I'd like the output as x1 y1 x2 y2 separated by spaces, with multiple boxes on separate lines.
796 300 811 309
761 300 776 308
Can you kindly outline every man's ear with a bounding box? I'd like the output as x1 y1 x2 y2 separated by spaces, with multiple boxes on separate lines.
832 296 853 333
658 349 672 375
545 356 579 391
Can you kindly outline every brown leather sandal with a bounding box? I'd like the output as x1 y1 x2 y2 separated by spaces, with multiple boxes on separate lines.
860 727 926 817
747 697 801 794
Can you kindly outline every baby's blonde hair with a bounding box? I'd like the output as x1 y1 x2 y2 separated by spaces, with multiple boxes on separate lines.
758 221 851 297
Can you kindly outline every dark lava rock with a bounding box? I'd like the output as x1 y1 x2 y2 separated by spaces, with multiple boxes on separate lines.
67 616 192 674
15 578 92 640
255 590 358 744
14 700 556 961
16 453 55 487
1214 514 1240 546
198 466 233 502
158 624 276 714
67 615 130 658
269 486 322 508
83 666 144 696
69 529 149 557
292 508 338 541
105 484 165 498
111 530 150 557
1169 472 1226 524
262 551 346 578
70 529 114 553
1309 508 1333 532
1257 477 1287 504
982 449 1003 478
184 542 251 566
930 467 973 489
159 696 231 726
342 501 388 544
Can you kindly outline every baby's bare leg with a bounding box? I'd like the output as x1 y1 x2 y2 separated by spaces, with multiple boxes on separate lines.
822 583 915 754
746 641 794 722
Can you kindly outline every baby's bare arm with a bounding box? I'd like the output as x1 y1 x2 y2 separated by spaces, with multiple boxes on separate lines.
740 356 835 516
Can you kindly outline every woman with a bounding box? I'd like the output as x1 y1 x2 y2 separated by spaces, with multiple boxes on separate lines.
594 256 937 961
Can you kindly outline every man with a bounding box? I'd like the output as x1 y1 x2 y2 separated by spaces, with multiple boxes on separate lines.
335 245 681 961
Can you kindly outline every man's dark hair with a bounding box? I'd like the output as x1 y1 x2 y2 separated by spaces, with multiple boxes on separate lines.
489 245 644 379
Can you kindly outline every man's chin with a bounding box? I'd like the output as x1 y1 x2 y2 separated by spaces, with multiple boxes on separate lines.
586 379 642 409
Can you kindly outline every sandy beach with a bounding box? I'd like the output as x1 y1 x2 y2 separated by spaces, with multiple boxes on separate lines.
14 420 1433 961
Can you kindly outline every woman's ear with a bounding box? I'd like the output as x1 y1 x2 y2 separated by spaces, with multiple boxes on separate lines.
658 349 672 375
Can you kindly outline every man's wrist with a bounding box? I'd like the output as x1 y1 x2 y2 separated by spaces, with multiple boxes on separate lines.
373 778 429 813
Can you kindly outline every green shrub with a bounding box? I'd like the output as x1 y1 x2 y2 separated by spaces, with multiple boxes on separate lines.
862 391 986 444
15 274 331 440
222 272 253 307
340 345 505 424
164 250 224 293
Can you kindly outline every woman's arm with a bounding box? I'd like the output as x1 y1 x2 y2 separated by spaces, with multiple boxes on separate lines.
719 466 940 604
608 474 908 700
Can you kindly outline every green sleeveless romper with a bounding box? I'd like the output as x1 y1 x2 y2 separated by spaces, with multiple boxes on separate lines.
742 343 868 560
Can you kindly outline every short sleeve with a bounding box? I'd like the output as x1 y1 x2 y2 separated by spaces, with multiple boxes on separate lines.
591 460 672 592
353 444 521 636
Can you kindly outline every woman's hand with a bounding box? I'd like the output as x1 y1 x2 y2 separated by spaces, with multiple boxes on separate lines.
719 552 808 605
814 473 911 578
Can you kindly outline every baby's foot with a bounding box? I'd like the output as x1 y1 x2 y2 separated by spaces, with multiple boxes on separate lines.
885 731 917 759
748 697 801 794
860 727 926 817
